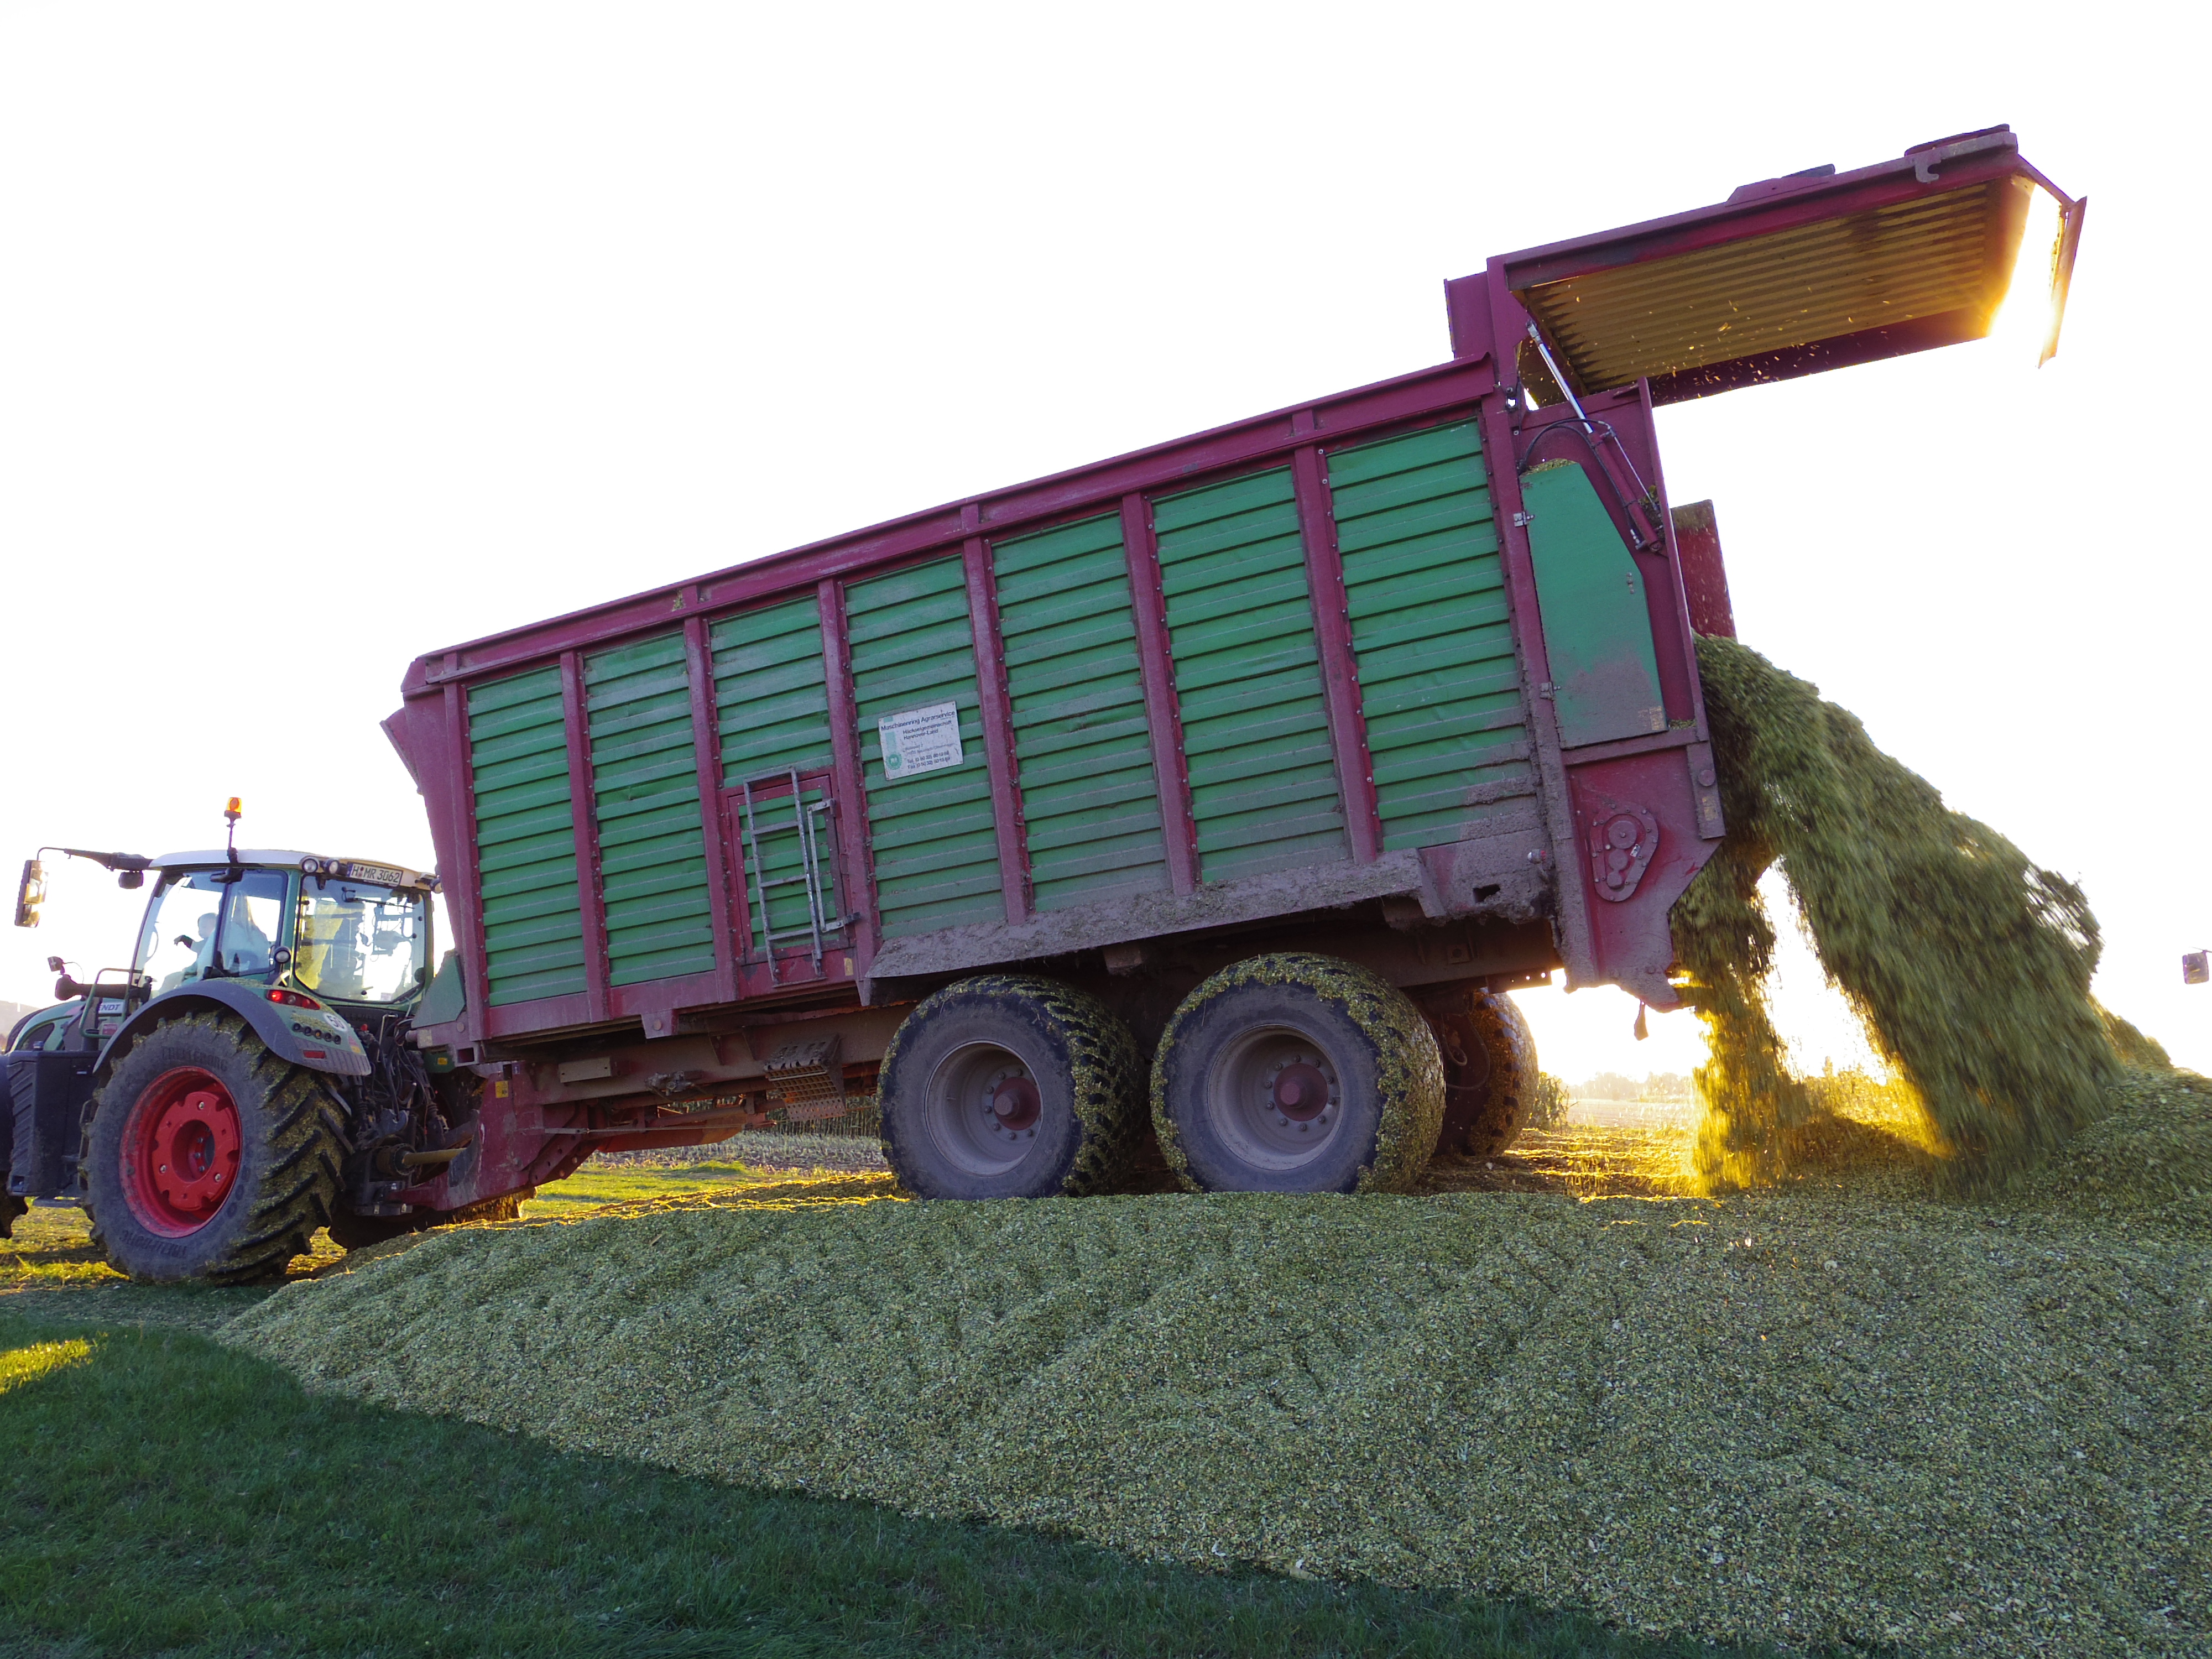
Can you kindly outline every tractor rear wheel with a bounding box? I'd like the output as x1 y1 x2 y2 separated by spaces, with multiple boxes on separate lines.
880 976 1144 1200
84 1011 347 1284
1152 953 1443 1194
1416 985 1540 1159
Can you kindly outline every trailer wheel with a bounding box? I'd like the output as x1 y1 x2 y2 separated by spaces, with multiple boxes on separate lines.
1153 953 1443 1194
1416 985 1540 1159
880 976 1144 1200
83 1011 347 1284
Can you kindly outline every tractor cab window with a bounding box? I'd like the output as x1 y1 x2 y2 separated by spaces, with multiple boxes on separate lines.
293 880 427 1005
222 874 288 979
135 869 293 993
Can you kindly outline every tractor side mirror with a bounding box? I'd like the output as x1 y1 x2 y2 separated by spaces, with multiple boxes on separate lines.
14 859 44 928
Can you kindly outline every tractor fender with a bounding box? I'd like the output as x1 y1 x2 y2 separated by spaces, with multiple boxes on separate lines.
94 983 373 1082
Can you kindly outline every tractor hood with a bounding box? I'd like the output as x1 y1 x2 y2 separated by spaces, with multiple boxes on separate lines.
1452 125 2084 404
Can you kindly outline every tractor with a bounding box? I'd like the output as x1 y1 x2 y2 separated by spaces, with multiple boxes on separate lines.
4 802 509 1281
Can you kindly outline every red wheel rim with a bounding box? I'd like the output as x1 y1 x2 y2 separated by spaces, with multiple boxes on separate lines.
119 1067 244 1237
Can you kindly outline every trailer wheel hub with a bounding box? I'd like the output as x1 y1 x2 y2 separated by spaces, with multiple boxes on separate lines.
121 1067 243 1235
1271 1062 1331 1122
988 1074 1041 1134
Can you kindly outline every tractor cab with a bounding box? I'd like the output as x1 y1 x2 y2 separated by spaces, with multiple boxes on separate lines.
128 854 435 1017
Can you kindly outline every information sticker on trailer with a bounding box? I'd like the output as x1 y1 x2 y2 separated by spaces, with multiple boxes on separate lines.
878 702 964 780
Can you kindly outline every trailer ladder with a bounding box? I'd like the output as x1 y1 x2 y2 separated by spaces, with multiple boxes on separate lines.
734 769 842 982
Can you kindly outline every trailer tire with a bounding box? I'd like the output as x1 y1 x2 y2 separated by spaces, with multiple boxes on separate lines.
1416 985 1540 1159
880 976 1144 1201
1153 953 1443 1194
82 1011 347 1285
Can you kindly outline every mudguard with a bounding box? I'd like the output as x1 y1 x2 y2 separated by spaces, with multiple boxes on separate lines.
95 981 372 1080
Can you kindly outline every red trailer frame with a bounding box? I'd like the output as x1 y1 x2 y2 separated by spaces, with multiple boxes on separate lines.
382 126 2079 1207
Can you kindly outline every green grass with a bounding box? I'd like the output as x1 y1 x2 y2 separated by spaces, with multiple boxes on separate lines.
0 1309 1788 1659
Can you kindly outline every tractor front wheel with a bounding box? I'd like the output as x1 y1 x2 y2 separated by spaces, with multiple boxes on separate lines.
85 1011 347 1284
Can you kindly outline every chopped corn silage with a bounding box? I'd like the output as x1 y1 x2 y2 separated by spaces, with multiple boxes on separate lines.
227 1077 2210 1659
1678 637 2118 1190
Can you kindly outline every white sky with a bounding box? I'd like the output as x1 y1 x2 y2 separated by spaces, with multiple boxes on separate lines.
2 1 2205 1079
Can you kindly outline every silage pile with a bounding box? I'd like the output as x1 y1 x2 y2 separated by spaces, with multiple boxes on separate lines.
226 1082 2211 1659
1678 637 2119 1190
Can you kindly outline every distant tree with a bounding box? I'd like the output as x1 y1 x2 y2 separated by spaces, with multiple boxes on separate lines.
1638 1072 1691 1102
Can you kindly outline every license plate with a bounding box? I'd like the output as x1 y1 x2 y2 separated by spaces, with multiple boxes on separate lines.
345 862 406 886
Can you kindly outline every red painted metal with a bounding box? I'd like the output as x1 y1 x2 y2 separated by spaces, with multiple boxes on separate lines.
1490 134 2038 294
120 1067 242 1237
682 615 741 1003
609 970 722 1040
1564 748 1714 1009
1458 131 2074 406
818 577 879 984
558 650 612 1022
434 683 492 1044
1672 502 1737 639
1120 493 1199 895
964 531 1031 926
1291 440 1382 865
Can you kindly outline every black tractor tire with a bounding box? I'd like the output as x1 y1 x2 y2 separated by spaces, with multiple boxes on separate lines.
1152 953 1443 1194
326 1187 533 1252
1415 984 1541 1159
82 1011 348 1284
880 975 1145 1200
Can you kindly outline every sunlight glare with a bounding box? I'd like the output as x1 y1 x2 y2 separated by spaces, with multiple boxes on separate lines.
0 1337 92 1397
1986 184 2068 361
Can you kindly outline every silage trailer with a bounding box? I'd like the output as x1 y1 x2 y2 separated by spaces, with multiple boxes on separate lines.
12 127 2086 1276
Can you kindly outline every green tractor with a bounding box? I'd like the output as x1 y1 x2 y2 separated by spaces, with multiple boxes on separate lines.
6 802 497 1281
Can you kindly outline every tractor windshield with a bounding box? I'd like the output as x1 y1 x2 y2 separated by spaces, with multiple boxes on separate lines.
293 879 427 1005
135 868 291 993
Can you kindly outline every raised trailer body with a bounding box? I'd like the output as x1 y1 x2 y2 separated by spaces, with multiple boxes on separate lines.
384 128 2078 1206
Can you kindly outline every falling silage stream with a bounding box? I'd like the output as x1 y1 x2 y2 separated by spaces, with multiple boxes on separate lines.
1678 637 2119 1191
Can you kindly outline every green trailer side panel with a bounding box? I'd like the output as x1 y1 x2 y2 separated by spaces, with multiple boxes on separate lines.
583 632 716 987
993 513 1170 912
1327 421 1535 850
466 667 588 1006
711 595 834 782
711 596 840 950
1520 463 1667 748
846 556 1004 938
1154 467 1347 882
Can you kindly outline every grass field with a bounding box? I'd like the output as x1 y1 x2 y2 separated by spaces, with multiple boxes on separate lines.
0 1173 1778 1659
